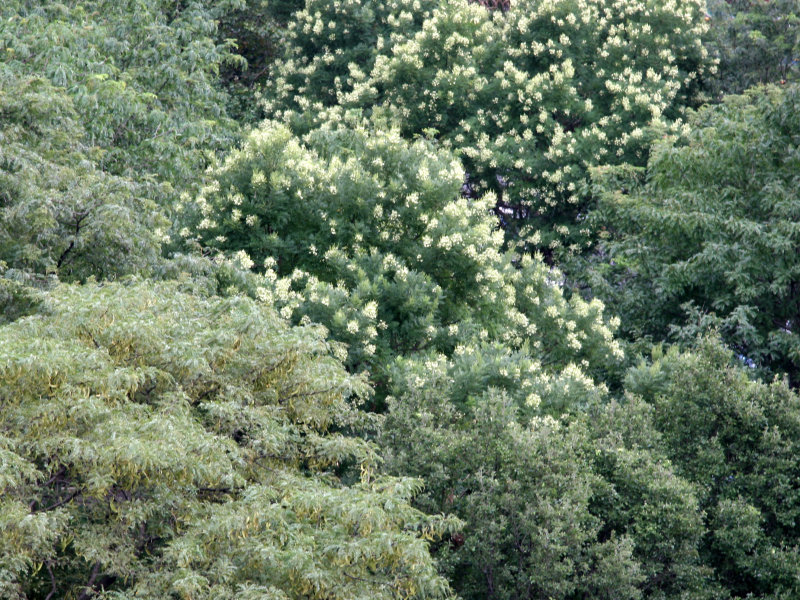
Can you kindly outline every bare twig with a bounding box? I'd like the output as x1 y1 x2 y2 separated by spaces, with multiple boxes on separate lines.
37 488 81 512
57 211 90 269
44 465 67 486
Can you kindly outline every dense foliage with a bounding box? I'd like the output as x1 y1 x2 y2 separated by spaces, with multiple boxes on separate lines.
588 84 800 383
186 103 744 600
0 0 240 282
627 339 800 598
382 364 713 599
3 1 800 599
0 281 457 599
187 116 623 389
266 0 713 254
706 0 800 95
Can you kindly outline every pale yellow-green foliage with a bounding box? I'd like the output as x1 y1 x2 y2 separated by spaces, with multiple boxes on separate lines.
0 280 458 599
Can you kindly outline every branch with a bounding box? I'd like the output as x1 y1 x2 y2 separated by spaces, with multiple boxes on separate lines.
57 210 91 269
76 561 101 600
249 358 289 386
197 486 237 494
37 488 82 513
56 240 75 269
44 560 57 600
43 465 67 486
342 570 390 587
280 385 338 404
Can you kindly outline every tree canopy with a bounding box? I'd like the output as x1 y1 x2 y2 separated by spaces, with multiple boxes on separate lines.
186 115 623 391
265 0 713 255
588 84 800 383
0 0 241 282
0 280 457 599
627 339 800 598
3 1 800 599
706 0 800 96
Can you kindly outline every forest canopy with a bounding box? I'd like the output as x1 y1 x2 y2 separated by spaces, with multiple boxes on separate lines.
2 1 800 599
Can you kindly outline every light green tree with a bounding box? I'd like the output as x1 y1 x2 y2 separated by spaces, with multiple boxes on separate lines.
0 280 458 599
0 0 244 283
0 70 166 282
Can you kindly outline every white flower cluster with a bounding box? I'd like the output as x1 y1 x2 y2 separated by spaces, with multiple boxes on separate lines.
271 0 711 252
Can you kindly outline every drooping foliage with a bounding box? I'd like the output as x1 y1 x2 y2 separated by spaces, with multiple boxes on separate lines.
0 61 166 281
265 0 713 255
0 0 242 282
0 280 458 600
588 84 800 384
1 0 240 187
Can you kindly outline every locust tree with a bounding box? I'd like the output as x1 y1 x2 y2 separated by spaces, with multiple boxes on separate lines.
264 0 713 256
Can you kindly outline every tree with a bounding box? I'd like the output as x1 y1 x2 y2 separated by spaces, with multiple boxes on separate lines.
0 0 244 283
581 396 716 599
626 339 800 598
0 67 166 282
184 115 624 393
705 0 800 96
216 0 299 122
0 280 458 599
587 84 800 384
382 384 644 600
0 268 44 326
1 0 241 188
379 354 712 600
263 0 440 122
179 111 737 598
264 0 713 257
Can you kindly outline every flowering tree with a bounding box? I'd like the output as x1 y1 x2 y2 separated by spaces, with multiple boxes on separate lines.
265 0 713 256
181 110 732 600
186 115 623 392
